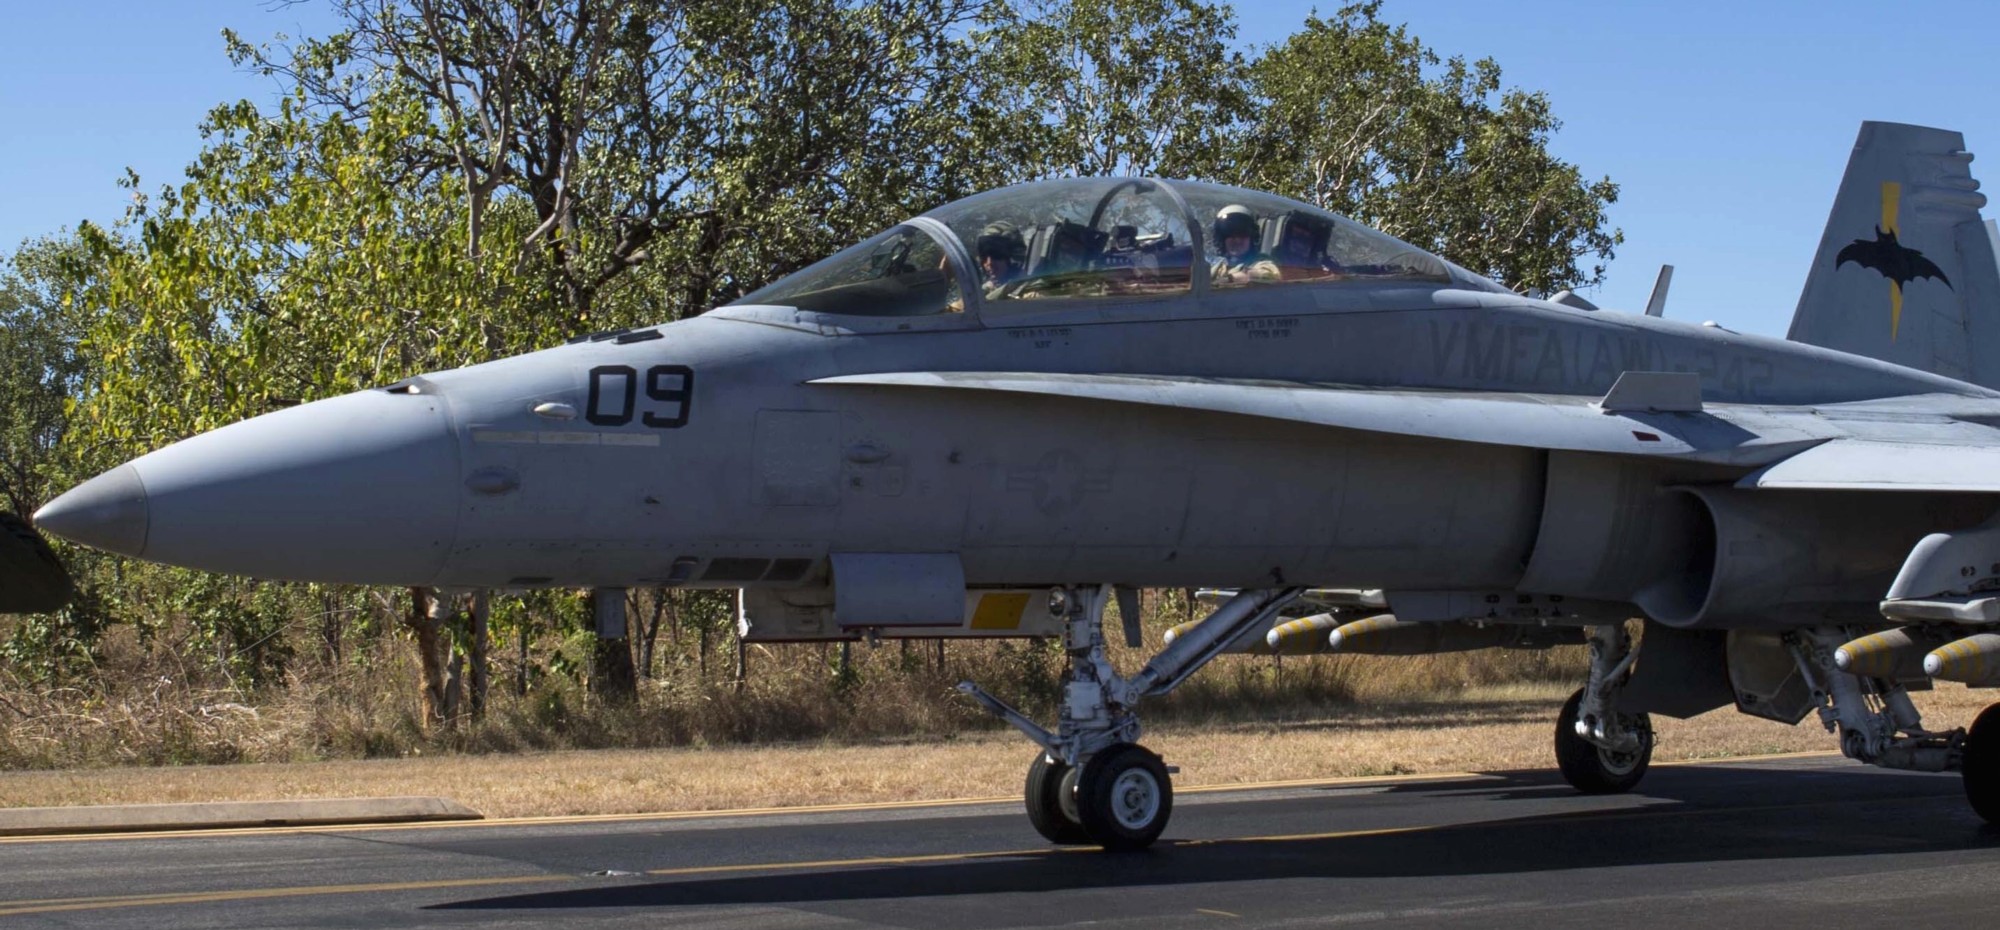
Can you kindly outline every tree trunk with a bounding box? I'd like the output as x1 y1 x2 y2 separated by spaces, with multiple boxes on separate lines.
403 587 449 731
732 590 746 691
468 589 490 720
516 621 530 697
320 587 342 665
589 589 637 703
593 638 636 701
442 644 464 721
640 588 666 679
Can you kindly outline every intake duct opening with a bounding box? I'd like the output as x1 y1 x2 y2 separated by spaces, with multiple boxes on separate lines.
1639 486 1990 629
1630 487 1716 627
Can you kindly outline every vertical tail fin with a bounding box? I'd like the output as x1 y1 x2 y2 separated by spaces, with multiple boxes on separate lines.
1788 122 2000 388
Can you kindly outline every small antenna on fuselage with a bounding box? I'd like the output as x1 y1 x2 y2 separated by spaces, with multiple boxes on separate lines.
1644 264 1674 317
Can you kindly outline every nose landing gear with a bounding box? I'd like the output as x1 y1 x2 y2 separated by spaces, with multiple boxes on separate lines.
1073 743 1174 850
960 585 1302 850
1023 753 1088 844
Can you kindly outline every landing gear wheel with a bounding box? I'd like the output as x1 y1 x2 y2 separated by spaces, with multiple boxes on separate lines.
1074 743 1172 851
1024 753 1090 844
1555 686 1653 794
1964 702 2000 825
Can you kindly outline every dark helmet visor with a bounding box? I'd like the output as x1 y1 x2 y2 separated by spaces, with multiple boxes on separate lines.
976 233 1021 259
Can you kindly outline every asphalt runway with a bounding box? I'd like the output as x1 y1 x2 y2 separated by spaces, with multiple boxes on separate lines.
2 753 1995 928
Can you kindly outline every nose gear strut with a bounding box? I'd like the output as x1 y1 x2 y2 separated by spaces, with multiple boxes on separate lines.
958 584 1303 849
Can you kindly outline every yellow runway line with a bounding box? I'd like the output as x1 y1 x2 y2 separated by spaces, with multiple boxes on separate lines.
1656 750 1839 766
0 750 1849 846
0 874 569 918
0 770 1492 845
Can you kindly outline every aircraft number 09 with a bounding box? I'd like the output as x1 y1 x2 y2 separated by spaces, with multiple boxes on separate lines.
585 364 694 428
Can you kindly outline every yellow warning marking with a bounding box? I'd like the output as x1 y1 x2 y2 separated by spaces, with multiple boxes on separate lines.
970 592 1031 630
1891 281 1905 341
1884 180 1903 340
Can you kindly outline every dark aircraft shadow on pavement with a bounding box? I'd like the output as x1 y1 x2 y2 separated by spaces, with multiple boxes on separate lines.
430 763 1997 912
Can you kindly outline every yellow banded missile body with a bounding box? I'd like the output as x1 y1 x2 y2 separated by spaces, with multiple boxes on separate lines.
1327 616 1583 655
1834 627 1958 679
1163 616 1276 655
1265 613 1341 655
1924 633 2000 685
1336 616 1464 652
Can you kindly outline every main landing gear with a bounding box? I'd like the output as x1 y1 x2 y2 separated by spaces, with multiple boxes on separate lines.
1555 623 1654 794
1781 627 1991 818
961 585 1303 850
1965 702 2000 824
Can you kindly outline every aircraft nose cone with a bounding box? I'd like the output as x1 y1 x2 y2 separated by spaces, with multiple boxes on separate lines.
34 464 149 557
42 387 462 585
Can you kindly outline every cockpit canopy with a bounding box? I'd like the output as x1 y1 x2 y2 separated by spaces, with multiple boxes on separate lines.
734 178 1499 317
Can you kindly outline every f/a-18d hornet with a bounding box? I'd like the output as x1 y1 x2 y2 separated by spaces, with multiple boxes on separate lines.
35 120 2000 849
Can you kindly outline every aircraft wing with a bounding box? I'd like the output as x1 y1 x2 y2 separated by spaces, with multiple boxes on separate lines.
809 371 1820 465
0 512 73 614
1739 439 2000 492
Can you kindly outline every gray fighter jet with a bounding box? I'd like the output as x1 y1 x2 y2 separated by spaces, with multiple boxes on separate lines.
34 121 2000 849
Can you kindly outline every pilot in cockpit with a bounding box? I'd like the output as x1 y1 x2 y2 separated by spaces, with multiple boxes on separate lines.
1274 213 1340 282
1210 205 1280 287
975 221 1028 298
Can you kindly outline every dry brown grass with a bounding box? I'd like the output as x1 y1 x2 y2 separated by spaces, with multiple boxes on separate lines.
7 590 1992 820
0 602 1586 770
4 682 1990 818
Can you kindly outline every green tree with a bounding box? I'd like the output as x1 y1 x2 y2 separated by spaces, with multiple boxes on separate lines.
0 237 98 517
250 0 1006 326
981 0 1250 180
62 76 556 721
72 88 557 450
1232 2 1620 293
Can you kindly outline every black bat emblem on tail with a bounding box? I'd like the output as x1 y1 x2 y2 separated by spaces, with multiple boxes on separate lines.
1835 226 1953 289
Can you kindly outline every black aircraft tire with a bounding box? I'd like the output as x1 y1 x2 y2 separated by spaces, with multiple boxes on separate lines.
1024 753 1090 844
1074 743 1173 851
1964 702 2000 825
1555 687 1653 795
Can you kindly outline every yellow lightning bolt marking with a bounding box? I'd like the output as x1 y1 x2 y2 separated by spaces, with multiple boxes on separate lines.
1883 181 1903 340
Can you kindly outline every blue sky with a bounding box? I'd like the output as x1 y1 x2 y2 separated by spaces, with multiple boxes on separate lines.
3 1 1995 337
